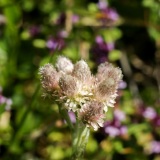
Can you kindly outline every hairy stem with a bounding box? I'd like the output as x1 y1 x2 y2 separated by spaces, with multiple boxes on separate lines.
71 119 90 160
58 105 74 131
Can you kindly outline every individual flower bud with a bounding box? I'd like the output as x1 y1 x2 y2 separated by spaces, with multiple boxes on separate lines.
95 77 120 109
59 74 78 97
97 62 113 76
39 63 59 93
72 60 91 83
56 56 74 73
78 101 105 131
95 78 117 101
112 67 123 83
96 62 123 83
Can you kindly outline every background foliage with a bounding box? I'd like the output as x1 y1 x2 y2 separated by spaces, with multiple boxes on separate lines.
0 0 160 159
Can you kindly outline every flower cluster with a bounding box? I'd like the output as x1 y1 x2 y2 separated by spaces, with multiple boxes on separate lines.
39 56 122 130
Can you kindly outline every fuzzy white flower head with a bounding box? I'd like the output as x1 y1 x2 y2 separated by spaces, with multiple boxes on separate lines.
39 56 123 130
96 62 122 83
72 60 91 83
59 74 78 98
39 63 59 95
56 56 74 74
78 101 105 131
95 62 123 111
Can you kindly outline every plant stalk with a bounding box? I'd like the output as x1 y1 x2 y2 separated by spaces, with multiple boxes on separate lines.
71 119 90 160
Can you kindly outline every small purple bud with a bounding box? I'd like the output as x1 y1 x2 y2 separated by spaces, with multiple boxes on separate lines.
46 37 65 51
97 0 108 10
118 81 127 89
143 107 157 120
95 36 103 44
72 15 79 23
119 126 128 135
104 126 120 137
46 39 58 50
105 8 119 21
68 111 76 123
58 30 68 38
107 42 115 51
114 109 126 122
0 95 6 104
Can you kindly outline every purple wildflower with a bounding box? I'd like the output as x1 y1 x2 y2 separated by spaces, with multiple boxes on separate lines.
72 15 79 23
46 36 65 52
139 105 160 127
102 8 119 21
143 107 157 120
119 126 128 135
114 109 126 122
97 0 119 26
57 30 68 38
104 123 127 138
103 108 127 137
95 36 103 44
149 141 160 154
0 95 6 104
90 36 114 64
97 0 108 10
104 124 128 137
105 126 120 137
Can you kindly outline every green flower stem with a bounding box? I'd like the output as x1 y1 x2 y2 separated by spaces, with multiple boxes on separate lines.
71 119 90 160
58 106 90 159
58 105 74 131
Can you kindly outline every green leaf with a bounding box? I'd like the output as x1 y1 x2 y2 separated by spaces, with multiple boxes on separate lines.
108 50 122 61
102 28 122 42
20 31 30 40
148 27 160 41
32 39 46 48
142 0 154 7
114 141 123 152
88 3 98 12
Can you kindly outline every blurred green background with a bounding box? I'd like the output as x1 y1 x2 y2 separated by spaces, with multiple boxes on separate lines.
0 0 160 159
